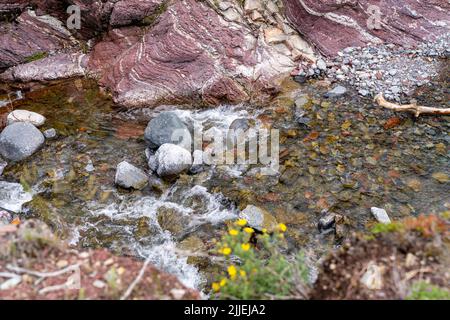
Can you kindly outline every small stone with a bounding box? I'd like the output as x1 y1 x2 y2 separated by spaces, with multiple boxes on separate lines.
115 161 148 190
432 172 449 183
7 110 46 127
43 128 57 139
318 212 336 231
370 207 391 224
317 59 327 71
56 260 68 268
170 288 186 300
324 85 347 98
93 280 106 289
360 261 385 290
0 276 21 290
240 205 277 232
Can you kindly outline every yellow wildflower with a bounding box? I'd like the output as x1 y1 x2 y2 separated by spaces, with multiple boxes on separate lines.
229 229 239 236
262 228 267 233
239 270 247 278
222 247 232 255
278 223 287 232
241 243 250 251
228 265 237 279
220 278 227 287
243 227 254 234
212 282 220 292
236 219 247 227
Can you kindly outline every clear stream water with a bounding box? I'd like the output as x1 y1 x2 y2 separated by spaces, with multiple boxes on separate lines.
0 75 448 289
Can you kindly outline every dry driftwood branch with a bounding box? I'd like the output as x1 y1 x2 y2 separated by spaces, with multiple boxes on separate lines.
120 256 152 300
374 93 450 117
6 263 80 278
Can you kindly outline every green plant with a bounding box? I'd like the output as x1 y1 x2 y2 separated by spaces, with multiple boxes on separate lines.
407 281 450 300
25 51 47 63
370 221 403 235
210 219 310 299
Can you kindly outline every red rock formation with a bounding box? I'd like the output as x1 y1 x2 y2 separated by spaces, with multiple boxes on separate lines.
0 9 75 71
88 0 292 107
284 0 450 56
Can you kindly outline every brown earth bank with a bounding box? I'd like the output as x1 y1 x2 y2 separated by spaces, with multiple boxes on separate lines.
311 215 450 300
1 0 448 107
0 219 200 300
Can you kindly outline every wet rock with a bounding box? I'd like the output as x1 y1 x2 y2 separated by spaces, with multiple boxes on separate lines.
0 181 33 213
115 161 148 190
43 128 57 139
0 210 12 226
7 110 46 127
0 122 45 162
144 112 191 150
148 174 165 192
229 118 250 132
324 85 347 98
318 212 336 232
370 207 391 224
189 150 205 174
157 206 190 237
240 205 277 232
0 159 6 176
150 143 192 177
294 94 311 125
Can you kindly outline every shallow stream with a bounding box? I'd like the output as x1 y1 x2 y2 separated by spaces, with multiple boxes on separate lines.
0 75 448 289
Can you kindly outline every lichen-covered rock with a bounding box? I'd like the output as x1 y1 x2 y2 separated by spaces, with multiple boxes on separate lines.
0 122 45 162
115 161 148 190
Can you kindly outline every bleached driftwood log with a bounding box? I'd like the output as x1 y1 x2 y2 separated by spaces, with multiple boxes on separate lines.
374 94 450 117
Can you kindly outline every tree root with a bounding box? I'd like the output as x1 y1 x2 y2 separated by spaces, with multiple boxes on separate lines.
374 93 450 117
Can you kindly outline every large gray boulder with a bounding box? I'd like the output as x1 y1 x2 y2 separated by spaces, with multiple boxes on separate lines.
0 122 45 162
115 161 148 190
149 143 192 177
144 112 191 149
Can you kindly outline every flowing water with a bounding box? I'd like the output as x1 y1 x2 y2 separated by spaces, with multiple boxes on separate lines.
0 75 448 290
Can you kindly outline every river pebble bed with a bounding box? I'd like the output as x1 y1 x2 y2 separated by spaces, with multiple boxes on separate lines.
0 65 448 290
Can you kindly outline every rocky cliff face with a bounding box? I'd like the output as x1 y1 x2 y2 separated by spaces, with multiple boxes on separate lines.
283 0 450 56
0 0 448 107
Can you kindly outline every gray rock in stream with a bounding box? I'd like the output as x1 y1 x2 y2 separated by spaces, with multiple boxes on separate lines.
324 85 347 98
144 112 191 150
0 122 45 162
43 128 57 139
150 143 192 177
0 181 33 213
115 161 148 190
